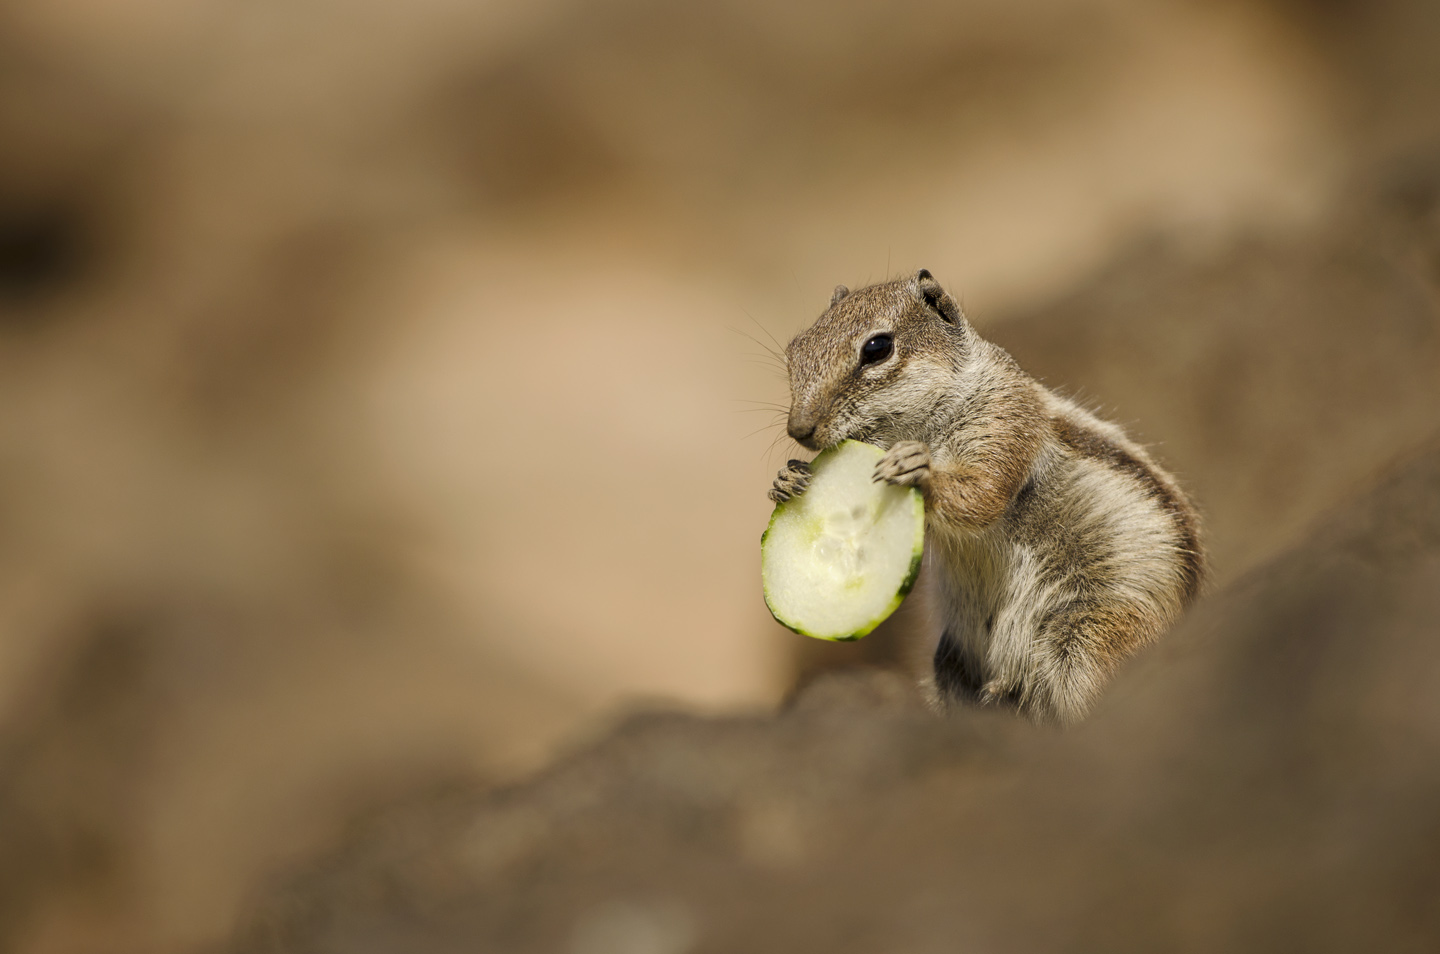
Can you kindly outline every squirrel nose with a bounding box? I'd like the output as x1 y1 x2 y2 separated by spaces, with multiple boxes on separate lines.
787 412 818 446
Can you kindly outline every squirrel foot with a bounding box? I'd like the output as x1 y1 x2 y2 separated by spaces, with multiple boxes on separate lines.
979 678 1023 709
874 441 931 489
769 459 813 504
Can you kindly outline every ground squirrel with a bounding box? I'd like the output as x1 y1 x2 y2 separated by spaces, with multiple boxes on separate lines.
770 269 1205 723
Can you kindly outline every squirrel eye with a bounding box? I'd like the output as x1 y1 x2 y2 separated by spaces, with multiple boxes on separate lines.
860 333 893 366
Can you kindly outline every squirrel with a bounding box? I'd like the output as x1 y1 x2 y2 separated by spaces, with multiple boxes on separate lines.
769 269 1205 724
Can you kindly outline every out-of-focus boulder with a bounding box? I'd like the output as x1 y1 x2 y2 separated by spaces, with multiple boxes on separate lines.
228 433 1440 953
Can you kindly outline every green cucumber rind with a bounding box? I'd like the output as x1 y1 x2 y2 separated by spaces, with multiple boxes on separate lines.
896 542 924 600
760 441 926 641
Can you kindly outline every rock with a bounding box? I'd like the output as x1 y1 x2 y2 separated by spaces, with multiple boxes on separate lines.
229 435 1440 953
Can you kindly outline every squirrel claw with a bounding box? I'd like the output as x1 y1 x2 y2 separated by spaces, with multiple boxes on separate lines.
874 441 932 488
769 459 813 504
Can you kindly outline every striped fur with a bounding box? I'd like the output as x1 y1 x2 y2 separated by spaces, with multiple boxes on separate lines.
777 270 1206 724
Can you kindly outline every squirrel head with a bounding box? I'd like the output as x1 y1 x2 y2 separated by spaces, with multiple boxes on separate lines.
784 268 969 451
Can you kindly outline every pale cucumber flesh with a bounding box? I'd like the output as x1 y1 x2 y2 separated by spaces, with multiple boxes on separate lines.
761 440 925 641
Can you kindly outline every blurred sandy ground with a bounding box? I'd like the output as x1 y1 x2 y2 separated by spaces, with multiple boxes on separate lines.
0 0 1427 951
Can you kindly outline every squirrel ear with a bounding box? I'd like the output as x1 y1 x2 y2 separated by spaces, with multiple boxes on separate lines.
915 268 961 323
830 284 850 306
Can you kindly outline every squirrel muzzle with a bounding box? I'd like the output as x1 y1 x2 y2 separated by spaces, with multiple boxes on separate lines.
787 406 822 448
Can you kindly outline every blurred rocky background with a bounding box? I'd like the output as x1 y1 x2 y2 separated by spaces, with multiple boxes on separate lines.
0 0 1437 951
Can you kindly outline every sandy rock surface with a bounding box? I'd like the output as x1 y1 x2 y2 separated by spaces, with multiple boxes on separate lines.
229 433 1440 953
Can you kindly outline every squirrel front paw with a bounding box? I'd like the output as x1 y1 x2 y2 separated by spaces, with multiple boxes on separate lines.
874 441 931 489
769 459 813 504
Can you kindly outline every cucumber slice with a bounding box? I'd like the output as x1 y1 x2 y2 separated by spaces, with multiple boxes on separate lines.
761 440 925 641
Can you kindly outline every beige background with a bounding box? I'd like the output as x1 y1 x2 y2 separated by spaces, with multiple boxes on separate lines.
1 1 1435 951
